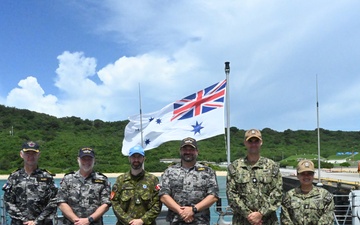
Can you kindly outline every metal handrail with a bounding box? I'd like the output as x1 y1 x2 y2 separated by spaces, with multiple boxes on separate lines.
0 196 8 225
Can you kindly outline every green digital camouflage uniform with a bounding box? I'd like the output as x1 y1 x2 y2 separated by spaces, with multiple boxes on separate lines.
2 168 57 225
111 170 161 225
280 185 334 225
56 170 111 225
226 157 282 225
159 162 219 225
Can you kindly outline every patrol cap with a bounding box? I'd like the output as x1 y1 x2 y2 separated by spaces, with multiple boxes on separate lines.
180 137 198 149
297 160 315 173
244 129 262 141
22 141 40 152
129 145 145 156
78 147 95 158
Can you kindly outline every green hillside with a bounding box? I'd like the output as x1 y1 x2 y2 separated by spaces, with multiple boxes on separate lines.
0 104 359 174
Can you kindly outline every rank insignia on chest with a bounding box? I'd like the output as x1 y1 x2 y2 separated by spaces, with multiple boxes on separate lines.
92 179 105 184
37 177 50 182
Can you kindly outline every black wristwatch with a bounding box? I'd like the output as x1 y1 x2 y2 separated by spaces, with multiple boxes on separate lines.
88 217 94 224
192 204 198 213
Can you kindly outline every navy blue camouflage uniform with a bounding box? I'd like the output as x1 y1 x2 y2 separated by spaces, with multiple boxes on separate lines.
56 170 111 225
2 168 57 225
159 162 219 225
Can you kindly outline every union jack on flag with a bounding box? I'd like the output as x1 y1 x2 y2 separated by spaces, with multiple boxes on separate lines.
171 79 227 121
121 79 226 154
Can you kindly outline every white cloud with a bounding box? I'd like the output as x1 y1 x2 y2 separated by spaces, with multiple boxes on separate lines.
6 76 59 114
2 0 360 131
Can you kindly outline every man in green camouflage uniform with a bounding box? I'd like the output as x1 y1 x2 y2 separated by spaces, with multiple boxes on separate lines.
227 129 282 225
2 141 57 225
281 159 334 225
111 145 161 225
56 147 111 225
159 137 219 225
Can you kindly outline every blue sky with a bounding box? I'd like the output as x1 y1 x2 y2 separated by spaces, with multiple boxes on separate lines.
1 1 359 132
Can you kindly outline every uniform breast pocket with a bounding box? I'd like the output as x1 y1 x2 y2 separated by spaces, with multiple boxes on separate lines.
235 173 251 195
120 190 133 211
140 192 151 208
259 174 273 184
36 181 51 198
289 200 301 210
308 199 325 217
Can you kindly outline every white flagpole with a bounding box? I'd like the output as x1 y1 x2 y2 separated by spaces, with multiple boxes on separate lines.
138 83 145 170
316 74 322 185
138 83 144 148
225 62 231 166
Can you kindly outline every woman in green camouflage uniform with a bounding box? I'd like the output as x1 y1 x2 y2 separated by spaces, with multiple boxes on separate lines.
281 159 334 225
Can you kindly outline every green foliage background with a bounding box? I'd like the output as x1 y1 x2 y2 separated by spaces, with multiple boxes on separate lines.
0 105 359 174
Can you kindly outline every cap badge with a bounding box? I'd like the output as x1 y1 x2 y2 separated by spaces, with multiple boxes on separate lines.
28 141 36 147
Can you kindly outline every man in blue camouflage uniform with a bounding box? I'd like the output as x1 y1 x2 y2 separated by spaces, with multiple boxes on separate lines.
56 147 111 225
2 141 57 225
159 137 219 225
281 159 334 225
227 129 282 225
111 145 161 225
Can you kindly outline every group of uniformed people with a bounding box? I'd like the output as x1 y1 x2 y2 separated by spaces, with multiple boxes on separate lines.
2 130 334 225
226 129 334 225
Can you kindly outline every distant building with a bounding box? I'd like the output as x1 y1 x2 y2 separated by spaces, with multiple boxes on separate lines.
160 158 181 164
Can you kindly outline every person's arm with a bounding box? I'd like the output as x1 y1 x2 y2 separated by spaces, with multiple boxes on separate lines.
194 168 219 211
90 176 111 221
280 192 294 225
160 194 182 214
3 176 27 221
111 175 133 224
58 202 79 223
87 204 110 221
226 164 253 218
318 191 335 225
57 174 80 222
193 194 218 212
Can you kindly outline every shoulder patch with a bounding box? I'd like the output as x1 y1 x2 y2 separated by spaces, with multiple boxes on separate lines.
41 168 56 176
96 172 108 178
195 165 211 172
64 171 75 176
11 168 21 174
2 182 11 191
228 164 236 175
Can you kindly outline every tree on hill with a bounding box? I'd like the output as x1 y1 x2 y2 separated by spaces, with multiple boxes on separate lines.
0 104 359 174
